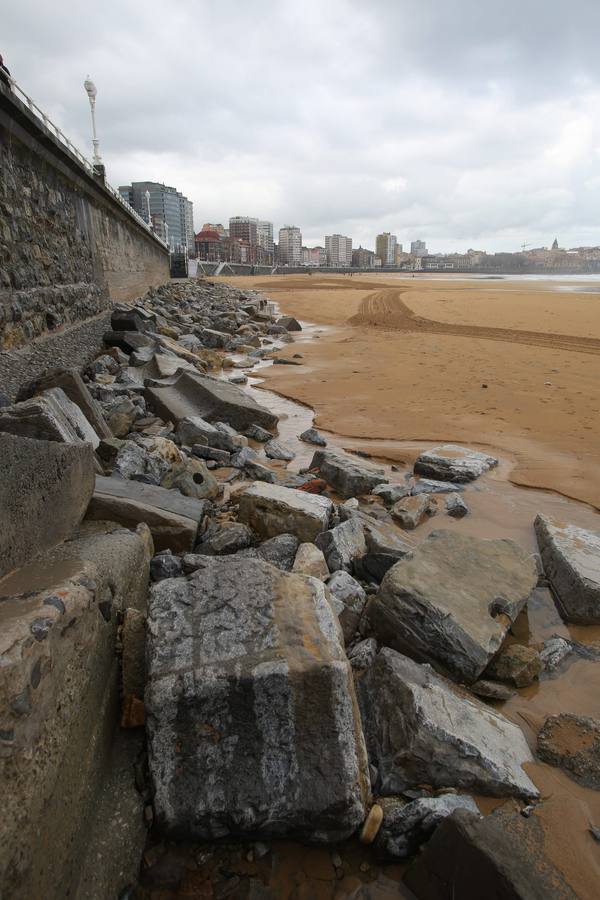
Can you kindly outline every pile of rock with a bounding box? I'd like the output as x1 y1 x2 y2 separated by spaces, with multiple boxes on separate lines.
2 277 599 899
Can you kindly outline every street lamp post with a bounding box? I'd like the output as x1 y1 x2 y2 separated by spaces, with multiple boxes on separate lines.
145 190 153 229
83 76 103 173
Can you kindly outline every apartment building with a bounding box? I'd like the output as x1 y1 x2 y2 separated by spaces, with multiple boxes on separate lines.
278 226 303 265
325 233 352 266
375 232 398 266
352 246 376 268
118 181 194 254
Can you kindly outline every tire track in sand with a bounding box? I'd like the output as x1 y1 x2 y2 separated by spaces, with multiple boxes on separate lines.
349 288 600 356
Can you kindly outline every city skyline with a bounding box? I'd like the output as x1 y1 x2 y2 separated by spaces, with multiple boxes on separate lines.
5 1 600 254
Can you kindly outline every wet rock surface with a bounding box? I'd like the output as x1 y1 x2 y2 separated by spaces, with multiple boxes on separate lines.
371 530 538 683
537 713 600 789
535 514 600 623
359 648 539 800
146 557 369 842
414 443 498 482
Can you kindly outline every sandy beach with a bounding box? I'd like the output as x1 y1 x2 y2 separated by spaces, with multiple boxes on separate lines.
227 273 600 509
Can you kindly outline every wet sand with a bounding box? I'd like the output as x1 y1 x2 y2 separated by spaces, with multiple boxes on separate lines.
228 274 600 509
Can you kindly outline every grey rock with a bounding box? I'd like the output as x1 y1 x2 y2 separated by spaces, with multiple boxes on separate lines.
310 448 388 499
176 415 219 447
412 478 464 495
359 648 539 800
0 388 100 447
404 806 577 900
374 795 480 860
371 483 411 505
539 636 574 672
239 482 333 542
352 511 414 583
231 445 260 468
264 439 295 461
150 551 184 582
246 423 273 442
470 679 516 701
315 517 367 573
445 492 469 518
15 367 111 440
277 316 302 331
197 522 255 556
114 440 170 484
146 370 278 431
145 557 369 840
256 533 300 571
292 542 329 580
300 428 327 447
534 514 600 623
160 457 219 501
191 444 231 465
414 444 498 482
243 459 277 483
484 644 542 688
348 638 378 670
371 530 538 683
391 494 437 530
88 475 209 553
327 571 368 642
0 433 94 578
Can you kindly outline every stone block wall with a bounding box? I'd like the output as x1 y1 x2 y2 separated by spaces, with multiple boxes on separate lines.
0 80 169 353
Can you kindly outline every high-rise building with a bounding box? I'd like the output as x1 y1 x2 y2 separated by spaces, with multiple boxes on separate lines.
118 181 193 253
257 221 274 253
229 216 258 247
411 239 428 257
278 226 302 265
325 234 353 266
375 232 398 266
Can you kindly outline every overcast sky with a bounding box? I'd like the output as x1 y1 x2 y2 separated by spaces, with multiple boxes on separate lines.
4 0 600 252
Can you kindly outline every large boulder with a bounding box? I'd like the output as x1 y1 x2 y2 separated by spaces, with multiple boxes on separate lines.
310 449 388 499
0 433 95 578
414 444 498 483
353 511 413 583
238 482 333 542
537 713 600 789
315 517 367 573
374 795 480 861
15 368 111 439
371 530 537 683
87 475 210 552
359 648 538 800
534 514 600 623
145 557 370 841
404 806 579 900
0 388 100 447
146 370 278 431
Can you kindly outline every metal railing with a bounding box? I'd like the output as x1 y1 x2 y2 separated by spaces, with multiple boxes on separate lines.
6 75 169 249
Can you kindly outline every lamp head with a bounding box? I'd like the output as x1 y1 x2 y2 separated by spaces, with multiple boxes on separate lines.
84 76 97 100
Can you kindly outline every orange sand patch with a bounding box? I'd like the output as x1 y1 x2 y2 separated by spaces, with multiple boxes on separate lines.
225 274 600 509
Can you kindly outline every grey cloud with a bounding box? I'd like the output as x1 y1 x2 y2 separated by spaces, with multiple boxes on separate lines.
3 0 600 251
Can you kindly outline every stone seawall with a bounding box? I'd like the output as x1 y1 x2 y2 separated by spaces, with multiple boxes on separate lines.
0 80 169 355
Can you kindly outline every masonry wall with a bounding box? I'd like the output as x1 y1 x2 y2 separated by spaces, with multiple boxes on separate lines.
0 80 169 355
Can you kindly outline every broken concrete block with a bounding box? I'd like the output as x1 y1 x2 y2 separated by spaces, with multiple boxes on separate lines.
0 433 95 578
146 557 369 841
414 444 498 482
238 482 333 542
0 387 100 447
292 542 329 580
146 370 278 431
534 514 600 624
359 648 538 800
310 449 388 499
87 475 209 552
371 530 537 683
315 517 367 573
15 368 111 439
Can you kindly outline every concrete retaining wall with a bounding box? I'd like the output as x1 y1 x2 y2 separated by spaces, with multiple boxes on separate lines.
0 80 169 355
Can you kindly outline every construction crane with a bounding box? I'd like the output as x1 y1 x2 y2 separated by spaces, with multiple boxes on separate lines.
520 242 531 252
